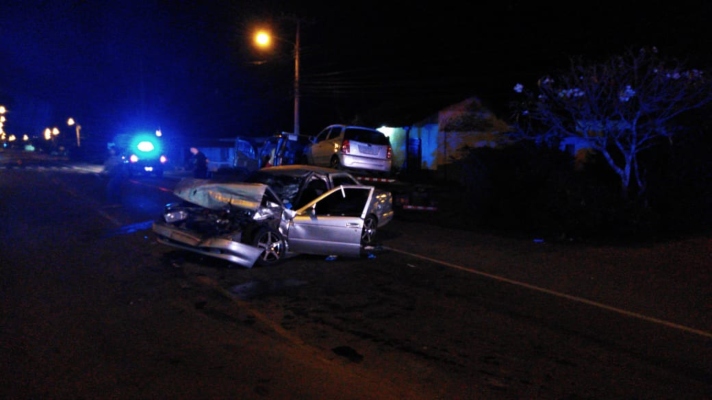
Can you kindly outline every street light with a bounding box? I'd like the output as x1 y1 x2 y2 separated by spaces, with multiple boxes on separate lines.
0 106 6 140
253 21 301 136
45 127 59 146
67 117 81 147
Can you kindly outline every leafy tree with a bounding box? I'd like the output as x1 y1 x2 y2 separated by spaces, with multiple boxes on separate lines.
511 47 712 200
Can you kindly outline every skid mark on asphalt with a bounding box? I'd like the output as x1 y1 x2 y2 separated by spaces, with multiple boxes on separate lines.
386 246 712 340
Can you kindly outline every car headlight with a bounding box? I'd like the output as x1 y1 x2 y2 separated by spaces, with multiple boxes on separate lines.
164 210 189 223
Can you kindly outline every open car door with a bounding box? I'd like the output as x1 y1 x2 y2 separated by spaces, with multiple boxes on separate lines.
287 185 374 258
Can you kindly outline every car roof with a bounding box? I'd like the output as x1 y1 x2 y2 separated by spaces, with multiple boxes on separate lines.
322 124 382 132
257 164 343 177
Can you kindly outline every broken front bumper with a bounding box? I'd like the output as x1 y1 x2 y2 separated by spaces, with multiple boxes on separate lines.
152 220 263 268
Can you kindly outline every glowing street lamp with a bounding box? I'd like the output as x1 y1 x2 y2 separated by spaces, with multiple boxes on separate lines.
0 106 6 138
254 31 271 47
67 117 81 147
253 22 301 136
43 127 59 142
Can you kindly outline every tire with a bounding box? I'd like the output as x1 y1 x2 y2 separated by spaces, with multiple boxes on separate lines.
252 227 285 266
330 156 342 170
361 215 378 245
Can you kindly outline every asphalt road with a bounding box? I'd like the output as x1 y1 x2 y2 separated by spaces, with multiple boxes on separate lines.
1 153 711 399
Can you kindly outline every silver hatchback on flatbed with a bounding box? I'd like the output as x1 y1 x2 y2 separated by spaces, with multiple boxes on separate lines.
304 124 392 175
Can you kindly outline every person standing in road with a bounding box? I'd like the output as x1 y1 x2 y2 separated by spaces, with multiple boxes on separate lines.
101 147 127 205
189 147 208 179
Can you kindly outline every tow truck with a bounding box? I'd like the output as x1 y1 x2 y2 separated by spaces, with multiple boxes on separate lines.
355 175 438 211
227 132 438 212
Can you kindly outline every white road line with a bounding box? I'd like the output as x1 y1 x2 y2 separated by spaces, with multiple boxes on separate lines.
386 246 712 339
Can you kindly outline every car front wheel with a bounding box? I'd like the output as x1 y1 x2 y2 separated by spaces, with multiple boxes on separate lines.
361 215 378 245
253 227 285 266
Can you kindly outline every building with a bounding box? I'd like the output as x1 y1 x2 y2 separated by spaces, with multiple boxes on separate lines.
377 97 512 179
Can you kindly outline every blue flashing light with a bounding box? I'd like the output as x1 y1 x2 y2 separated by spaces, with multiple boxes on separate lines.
137 141 155 152
129 133 162 158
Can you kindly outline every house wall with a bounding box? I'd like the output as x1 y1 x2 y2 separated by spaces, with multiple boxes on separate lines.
378 124 439 170
379 121 505 172
377 126 406 169
438 129 502 165
559 136 591 155
418 124 440 170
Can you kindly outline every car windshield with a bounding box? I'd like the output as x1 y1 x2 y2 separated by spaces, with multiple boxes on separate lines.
343 128 390 145
245 171 304 204
235 141 255 157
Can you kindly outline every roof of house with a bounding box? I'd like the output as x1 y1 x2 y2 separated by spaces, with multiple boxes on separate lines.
362 94 512 128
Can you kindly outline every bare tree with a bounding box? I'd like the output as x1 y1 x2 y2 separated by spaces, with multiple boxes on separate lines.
512 47 712 199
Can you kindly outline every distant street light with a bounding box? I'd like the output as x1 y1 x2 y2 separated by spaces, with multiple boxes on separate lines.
0 106 6 139
67 117 81 147
44 127 59 147
253 21 301 136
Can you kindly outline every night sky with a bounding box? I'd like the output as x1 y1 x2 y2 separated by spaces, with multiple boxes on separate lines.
1 1 710 145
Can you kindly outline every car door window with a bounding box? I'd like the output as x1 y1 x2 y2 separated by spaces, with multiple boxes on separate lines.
331 174 359 186
326 127 342 141
315 128 330 143
313 187 370 217
295 178 328 209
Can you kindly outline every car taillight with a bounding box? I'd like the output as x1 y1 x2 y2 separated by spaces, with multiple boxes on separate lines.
160 155 167 163
129 154 139 163
342 139 350 154
387 145 392 159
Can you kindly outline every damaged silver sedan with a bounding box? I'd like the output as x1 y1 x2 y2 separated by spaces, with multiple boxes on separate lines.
152 178 393 268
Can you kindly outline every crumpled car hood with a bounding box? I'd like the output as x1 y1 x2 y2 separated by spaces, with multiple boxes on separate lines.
173 178 268 211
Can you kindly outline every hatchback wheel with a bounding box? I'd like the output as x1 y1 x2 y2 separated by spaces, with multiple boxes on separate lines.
330 156 342 170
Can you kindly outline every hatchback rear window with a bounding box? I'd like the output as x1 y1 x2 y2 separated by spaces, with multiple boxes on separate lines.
343 128 390 145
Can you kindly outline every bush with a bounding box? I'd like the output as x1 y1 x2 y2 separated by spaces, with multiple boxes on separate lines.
454 141 694 242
